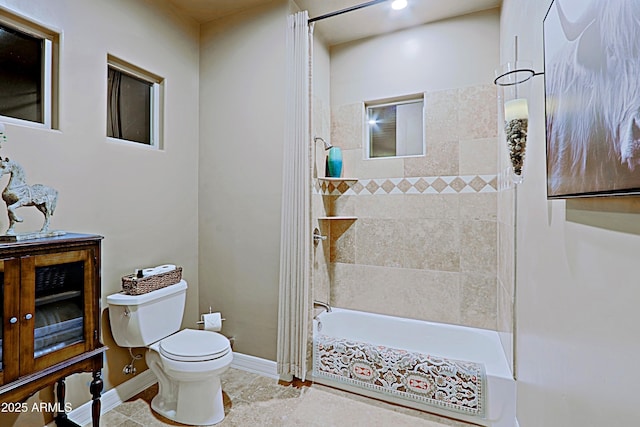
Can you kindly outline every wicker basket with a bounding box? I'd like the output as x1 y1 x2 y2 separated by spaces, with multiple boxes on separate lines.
121 267 183 295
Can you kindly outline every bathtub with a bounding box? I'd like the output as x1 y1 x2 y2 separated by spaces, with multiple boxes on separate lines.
312 308 516 427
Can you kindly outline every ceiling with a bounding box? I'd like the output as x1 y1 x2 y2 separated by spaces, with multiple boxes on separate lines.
166 0 502 46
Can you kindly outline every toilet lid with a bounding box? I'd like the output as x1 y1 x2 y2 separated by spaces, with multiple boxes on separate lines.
159 329 230 362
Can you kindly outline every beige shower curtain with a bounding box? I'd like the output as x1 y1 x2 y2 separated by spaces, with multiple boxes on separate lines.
277 10 312 382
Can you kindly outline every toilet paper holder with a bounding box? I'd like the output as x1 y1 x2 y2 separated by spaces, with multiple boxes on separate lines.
196 307 225 325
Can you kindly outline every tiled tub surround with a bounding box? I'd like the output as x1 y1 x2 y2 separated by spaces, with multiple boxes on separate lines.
313 84 500 330
331 86 498 181
318 189 497 329
313 308 516 427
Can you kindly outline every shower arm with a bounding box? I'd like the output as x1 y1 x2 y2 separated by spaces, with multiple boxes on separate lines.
314 137 333 150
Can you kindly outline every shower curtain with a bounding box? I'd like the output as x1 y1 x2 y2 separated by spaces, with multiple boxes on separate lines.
277 10 312 382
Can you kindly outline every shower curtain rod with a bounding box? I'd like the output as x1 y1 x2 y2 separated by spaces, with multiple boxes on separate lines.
308 0 389 23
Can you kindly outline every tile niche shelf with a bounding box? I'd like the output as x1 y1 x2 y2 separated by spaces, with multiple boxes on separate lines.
317 177 358 221
317 177 358 183
318 216 358 220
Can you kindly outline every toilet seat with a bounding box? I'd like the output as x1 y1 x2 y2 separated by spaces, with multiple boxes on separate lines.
159 329 230 362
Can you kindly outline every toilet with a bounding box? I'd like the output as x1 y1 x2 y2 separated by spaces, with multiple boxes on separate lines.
107 280 232 425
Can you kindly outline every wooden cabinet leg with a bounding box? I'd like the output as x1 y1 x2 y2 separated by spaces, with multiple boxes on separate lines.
89 370 103 427
55 378 81 426
56 378 68 422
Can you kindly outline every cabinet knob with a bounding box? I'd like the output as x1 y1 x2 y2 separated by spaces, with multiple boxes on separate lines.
24 313 33 320
9 317 17 324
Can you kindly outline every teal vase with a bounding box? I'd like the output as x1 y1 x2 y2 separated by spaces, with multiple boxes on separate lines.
327 147 343 178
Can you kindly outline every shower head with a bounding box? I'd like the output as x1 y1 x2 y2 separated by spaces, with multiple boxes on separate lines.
314 137 333 150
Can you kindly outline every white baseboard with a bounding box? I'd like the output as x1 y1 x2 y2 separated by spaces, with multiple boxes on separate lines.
50 352 276 426
63 369 157 427
230 352 278 379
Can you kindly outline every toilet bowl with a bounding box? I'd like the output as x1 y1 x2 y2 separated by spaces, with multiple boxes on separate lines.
147 329 232 425
107 281 232 425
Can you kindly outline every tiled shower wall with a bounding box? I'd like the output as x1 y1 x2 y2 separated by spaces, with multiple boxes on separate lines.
313 83 500 330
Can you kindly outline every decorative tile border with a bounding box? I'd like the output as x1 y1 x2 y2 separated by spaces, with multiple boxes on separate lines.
315 175 498 196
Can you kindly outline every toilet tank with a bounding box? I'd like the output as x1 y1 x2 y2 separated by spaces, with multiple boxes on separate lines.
106 280 187 347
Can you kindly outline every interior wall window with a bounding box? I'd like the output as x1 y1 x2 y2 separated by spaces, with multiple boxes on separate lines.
107 57 163 148
0 16 57 128
366 96 425 158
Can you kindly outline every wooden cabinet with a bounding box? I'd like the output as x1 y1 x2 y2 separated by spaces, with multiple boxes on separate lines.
0 233 105 427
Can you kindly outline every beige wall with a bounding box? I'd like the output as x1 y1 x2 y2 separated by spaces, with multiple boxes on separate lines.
0 0 200 424
198 1 289 361
330 9 501 105
501 0 640 425
311 10 501 330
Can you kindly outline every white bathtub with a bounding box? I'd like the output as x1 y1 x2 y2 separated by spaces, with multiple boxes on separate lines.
312 308 516 427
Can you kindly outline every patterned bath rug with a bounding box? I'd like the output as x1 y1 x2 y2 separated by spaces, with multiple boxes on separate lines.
313 334 485 418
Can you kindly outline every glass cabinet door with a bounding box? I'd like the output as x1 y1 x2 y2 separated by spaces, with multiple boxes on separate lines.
33 260 85 358
21 249 93 374
0 258 20 385
1 260 4 375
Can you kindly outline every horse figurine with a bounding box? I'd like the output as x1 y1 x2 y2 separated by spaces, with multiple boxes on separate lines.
0 157 58 235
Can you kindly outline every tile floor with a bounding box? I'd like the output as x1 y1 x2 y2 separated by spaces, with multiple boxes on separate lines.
92 368 479 427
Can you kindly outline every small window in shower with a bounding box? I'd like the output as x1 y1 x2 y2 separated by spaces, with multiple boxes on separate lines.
107 55 164 148
365 95 425 158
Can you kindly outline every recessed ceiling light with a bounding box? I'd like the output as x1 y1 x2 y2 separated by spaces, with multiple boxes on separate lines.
391 0 408 10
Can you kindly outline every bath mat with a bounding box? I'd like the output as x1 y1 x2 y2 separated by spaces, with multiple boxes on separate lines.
313 334 485 417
